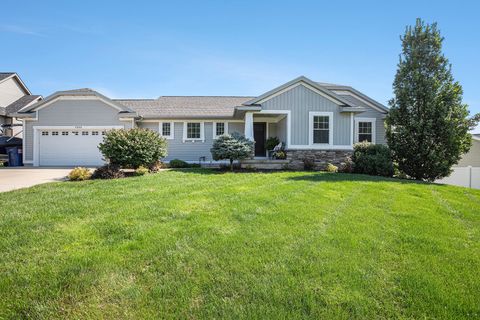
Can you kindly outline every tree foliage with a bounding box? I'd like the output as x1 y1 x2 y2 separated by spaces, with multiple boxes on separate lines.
386 19 478 181
352 142 394 177
98 128 167 168
210 133 254 171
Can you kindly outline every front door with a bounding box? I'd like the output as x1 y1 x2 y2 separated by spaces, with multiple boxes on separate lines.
254 122 267 157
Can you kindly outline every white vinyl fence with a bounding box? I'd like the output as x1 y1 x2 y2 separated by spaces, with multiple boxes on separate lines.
436 166 480 189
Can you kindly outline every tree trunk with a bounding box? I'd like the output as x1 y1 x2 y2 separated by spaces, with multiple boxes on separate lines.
230 159 234 172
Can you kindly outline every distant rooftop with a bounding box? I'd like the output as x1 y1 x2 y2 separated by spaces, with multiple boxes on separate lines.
0 73 15 82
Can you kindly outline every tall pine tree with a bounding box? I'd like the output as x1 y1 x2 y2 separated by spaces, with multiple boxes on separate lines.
386 19 478 181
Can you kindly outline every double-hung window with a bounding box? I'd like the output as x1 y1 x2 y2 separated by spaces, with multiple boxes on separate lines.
355 118 376 143
309 112 333 145
159 122 174 139
183 122 204 142
213 122 228 138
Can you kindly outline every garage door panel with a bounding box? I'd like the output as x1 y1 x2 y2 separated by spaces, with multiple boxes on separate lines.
39 130 106 166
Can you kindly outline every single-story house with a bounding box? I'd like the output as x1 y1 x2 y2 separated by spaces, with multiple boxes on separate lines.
12 76 390 167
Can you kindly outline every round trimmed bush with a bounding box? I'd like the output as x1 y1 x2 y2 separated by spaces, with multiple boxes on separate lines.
98 128 167 169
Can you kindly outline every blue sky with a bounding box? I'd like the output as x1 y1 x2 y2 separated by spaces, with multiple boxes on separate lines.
2 0 479 131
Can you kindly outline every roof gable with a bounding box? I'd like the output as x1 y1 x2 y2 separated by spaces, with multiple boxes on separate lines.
318 83 389 113
0 72 31 95
243 76 355 107
18 88 136 116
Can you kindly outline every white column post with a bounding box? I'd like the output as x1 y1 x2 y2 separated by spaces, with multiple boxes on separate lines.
244 112 254 141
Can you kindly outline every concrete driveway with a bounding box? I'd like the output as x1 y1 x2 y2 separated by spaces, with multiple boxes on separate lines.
0 168 72 192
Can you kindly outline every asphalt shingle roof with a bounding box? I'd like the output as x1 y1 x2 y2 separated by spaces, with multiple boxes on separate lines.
0 73 15 82
5 95 42 114
115 96 254 118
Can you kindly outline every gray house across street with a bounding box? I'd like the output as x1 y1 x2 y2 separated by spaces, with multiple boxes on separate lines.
11 76 390 168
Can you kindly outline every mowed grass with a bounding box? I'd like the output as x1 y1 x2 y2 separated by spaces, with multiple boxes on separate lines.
0 170 479 319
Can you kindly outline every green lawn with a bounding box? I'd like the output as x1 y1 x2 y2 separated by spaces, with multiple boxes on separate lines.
1 170 479 319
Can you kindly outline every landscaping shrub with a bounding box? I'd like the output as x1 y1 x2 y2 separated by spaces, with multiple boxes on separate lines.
135 166 149 176
339 157 354 173
98 128 167 169
148 160 166 172
303 158 315 171
91 164 125 179
68 167 91 181
352 142 394 177
326 163 338 173
211 133 254 171
273 150 286 160
265 137 280 151
169 159 189 168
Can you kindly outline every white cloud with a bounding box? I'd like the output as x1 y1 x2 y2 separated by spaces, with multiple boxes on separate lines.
0 25 46 37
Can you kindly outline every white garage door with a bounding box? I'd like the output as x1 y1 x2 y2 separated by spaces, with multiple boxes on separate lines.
39 129 106 166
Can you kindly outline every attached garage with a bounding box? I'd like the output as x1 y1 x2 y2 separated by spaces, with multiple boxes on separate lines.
35 127 120 166
15 88 137 166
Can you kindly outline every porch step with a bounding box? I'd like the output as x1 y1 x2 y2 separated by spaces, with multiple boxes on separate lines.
240 159 290 170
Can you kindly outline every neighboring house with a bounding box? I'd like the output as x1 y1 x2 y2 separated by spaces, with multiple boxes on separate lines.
436 134 480 189
458 134 480 167
13 76 389 167
0 72 42 138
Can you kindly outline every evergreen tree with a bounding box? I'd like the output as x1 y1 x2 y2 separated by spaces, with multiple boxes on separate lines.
210 133 253 171
386 19 478 181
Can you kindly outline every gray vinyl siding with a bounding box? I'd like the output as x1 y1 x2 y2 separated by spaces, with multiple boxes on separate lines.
228 122 244 135
24 99 130 161
261 84 351 146
138 121 222 162
138 122 158 131
276 118 287 144
353 107 386 145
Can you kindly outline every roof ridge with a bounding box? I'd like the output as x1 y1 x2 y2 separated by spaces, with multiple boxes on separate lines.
159 95 255 98
113 98 156 101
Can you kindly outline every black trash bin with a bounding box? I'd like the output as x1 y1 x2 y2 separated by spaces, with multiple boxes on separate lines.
6 146 23 167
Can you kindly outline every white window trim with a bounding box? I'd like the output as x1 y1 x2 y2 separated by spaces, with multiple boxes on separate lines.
182 121 205 142
213 122 228 138
308 111 333 146
158 122 174 140
354 117 376 144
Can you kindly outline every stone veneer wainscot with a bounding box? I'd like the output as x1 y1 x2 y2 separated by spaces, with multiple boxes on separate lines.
286 149 352 170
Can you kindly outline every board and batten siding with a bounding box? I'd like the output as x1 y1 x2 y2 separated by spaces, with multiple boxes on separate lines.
353 108 386 145
138 121 242 162
24 99 131 161
260 84 351 146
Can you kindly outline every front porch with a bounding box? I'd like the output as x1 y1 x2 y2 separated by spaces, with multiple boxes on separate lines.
242 110 290 158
